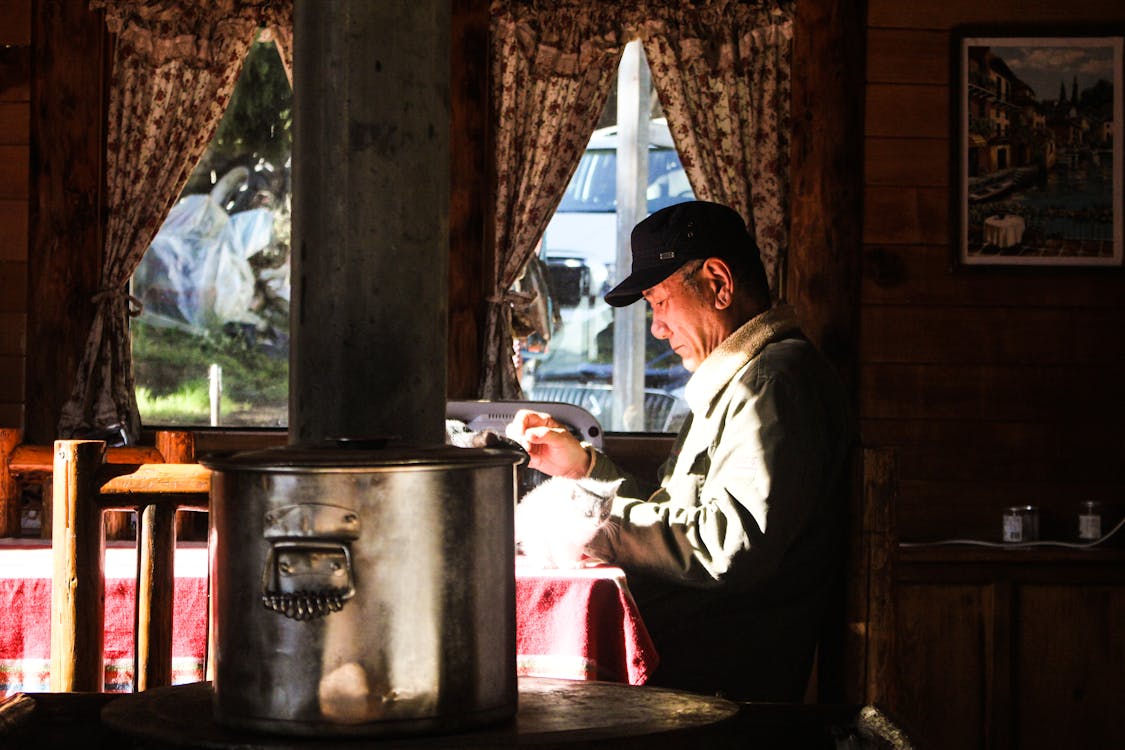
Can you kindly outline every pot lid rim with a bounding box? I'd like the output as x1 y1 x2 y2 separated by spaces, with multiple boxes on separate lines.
199 444 526 471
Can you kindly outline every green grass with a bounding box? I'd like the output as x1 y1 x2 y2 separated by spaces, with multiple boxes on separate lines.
132 320 288 427
136 382 250 425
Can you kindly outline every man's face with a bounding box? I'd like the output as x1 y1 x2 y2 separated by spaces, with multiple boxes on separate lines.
642 263 727 372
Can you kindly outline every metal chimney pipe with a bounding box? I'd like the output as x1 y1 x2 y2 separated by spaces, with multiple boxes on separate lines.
290 0 450 447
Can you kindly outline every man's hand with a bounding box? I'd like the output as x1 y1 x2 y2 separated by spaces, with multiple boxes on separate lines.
505 409 591 478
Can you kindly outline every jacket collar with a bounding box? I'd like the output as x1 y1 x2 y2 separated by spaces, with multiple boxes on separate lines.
683 303 802 416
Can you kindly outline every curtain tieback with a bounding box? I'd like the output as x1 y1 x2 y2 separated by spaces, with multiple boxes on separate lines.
487 290 537 309
92 287 145 318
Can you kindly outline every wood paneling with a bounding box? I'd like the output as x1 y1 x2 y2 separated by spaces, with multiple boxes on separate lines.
0 44 30 100
0 402 21 427
865 137 948 187
0 5 30 435
866 29 949 85
893 583 992 750
860 305 1125 363
1017 585 1125 750
865 84 948 139
0 313 25 354
0 0 31 45
0 145 28 200
863 186 948 244
861 420 1125 484
862 244 1125 308
0 259 26 311
890 556 1125 750
868 0 1125 29
0 199 27 261
0 102 28 142
0 354 25 400
860 363 1125 421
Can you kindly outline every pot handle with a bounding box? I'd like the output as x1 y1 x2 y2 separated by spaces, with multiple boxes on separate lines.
261 541 357 620
260 503 361 620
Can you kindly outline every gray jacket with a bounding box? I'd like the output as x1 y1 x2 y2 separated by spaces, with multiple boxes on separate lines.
587 304 853 700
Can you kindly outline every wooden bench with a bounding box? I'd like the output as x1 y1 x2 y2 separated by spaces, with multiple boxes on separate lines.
51 438 211 692
0 428 193 540
1 428 213 691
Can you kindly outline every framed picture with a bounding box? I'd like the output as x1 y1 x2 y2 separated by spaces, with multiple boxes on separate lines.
953 29 1124 268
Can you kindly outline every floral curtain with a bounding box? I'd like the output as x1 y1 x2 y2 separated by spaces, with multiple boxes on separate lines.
638 0 793 296
259 20 293 85
482 0 793 398
482 0 626 398
58 0 291 441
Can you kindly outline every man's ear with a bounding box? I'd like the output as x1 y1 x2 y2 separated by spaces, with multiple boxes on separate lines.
703 258 735 310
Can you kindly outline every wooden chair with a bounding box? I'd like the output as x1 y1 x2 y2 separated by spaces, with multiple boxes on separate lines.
49 435 211 692
1 427 168 539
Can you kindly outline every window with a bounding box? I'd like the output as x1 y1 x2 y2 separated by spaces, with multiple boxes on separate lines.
520 42 695 433
131 38 291 427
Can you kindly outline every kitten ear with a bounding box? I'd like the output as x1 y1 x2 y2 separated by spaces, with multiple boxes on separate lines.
609 478 625 492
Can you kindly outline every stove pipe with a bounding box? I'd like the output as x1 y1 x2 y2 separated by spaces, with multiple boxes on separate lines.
290 0 450 447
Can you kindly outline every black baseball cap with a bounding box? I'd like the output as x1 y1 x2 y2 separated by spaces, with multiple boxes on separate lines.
603 200 758 307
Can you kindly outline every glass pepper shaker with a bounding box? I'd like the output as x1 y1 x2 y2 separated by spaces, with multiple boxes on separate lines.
1078 500 1102 541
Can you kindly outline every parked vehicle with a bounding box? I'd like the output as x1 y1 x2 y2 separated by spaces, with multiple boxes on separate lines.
540 119 694 279
525 119 695 431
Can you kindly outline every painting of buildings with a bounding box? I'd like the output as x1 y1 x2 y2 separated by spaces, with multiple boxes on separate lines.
959 35 1122 266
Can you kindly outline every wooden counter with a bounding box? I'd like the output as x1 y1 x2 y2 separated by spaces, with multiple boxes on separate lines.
881 542 1125 750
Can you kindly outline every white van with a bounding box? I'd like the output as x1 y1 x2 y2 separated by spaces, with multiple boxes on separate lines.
527 120 694 431
541 119 695 284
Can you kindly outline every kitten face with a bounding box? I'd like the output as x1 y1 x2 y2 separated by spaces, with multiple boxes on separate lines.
515 477 622 569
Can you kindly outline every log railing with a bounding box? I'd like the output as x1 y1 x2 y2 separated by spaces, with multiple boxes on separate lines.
0 428 213 692
1 428 168 539
50 437 211 692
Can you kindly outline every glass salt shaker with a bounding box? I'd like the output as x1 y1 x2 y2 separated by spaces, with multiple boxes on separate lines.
1003 505 1039 543
1078 500 1102 541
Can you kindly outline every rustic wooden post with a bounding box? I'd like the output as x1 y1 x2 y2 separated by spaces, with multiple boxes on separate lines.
862 447 898 706
136 431 199 689
155 430 195 464
50 439 107 692
787 0 865 380
448 0 489 399
790 0 865 706
0 428 21 537
39 477 52 540
135 500 176 690
156 430 203 539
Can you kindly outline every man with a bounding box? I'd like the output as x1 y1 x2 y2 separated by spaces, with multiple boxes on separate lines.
507 200 854 701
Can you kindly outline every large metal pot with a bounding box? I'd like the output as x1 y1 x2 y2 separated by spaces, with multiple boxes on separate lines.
202 444 523 737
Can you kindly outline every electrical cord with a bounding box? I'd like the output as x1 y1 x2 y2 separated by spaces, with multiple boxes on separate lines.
900 514 1125 549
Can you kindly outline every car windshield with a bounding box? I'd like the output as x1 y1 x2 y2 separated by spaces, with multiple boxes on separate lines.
557 148 693 214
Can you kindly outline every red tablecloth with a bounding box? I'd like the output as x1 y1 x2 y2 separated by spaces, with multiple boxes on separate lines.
0 541 208 693
515 559 658 685
0 542 657 696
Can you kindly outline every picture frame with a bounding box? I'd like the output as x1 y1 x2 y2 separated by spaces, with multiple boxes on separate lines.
953 28 1124 268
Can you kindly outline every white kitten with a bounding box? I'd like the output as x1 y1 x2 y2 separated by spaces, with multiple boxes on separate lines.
515 477 622 569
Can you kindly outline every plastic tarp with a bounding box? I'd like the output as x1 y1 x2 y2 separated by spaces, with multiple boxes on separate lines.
133 169 274 333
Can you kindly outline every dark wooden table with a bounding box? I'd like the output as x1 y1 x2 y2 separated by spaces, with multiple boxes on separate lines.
1 678 881 749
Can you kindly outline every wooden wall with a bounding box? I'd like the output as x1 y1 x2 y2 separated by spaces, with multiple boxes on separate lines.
864 2 1125 748
0 0 31 429
862 0 1125 543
